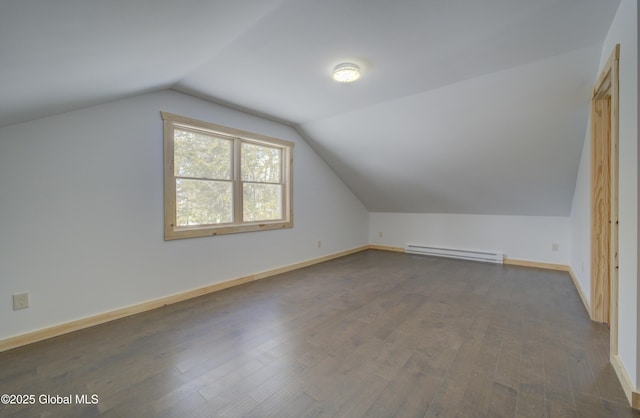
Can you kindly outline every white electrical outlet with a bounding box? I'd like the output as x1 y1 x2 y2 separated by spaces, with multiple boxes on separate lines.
13 293 29 310
552 243 559 252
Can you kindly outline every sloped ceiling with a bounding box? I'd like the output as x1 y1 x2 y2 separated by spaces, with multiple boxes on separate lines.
0 0 621 216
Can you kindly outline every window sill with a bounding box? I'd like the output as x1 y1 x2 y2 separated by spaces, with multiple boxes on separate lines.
164 220 293 240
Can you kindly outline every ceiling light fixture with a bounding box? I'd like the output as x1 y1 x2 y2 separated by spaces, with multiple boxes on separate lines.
332 63 360 83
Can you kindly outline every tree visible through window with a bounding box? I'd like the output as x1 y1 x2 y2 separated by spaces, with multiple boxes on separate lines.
241 142 283 222
162 112 293 240
174 128 233 226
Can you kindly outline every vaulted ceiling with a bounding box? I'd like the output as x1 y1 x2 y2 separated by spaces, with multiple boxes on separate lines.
0 0 621 215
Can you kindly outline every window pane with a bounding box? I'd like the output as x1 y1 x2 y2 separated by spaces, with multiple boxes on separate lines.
176 179 232 226
243 183 282 221
241 143 281 183
174 129 232 180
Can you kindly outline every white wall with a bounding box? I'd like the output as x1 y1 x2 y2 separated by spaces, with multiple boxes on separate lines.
569 0 638 388
0 90 369 341
370 213 571 264
570 125 592 301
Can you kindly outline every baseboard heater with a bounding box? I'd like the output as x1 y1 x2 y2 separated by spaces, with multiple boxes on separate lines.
405 244 504 264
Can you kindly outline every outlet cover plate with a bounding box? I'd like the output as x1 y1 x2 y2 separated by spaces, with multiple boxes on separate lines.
13 293 29 310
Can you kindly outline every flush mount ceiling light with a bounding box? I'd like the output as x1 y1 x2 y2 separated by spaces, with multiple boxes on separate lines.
332 63 360 83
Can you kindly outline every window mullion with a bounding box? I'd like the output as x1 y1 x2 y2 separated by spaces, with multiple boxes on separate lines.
233 138 243 224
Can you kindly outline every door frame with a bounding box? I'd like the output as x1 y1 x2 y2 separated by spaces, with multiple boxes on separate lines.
590 44 619 356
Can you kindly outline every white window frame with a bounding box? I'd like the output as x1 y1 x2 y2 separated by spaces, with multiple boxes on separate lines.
162 112 293 240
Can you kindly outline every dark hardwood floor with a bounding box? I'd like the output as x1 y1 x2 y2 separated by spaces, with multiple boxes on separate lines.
1 250 638 417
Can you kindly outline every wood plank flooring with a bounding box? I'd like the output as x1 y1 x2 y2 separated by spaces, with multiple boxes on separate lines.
1 250 638 417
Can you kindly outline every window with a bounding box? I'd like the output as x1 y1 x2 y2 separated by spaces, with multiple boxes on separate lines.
162 112 293 240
